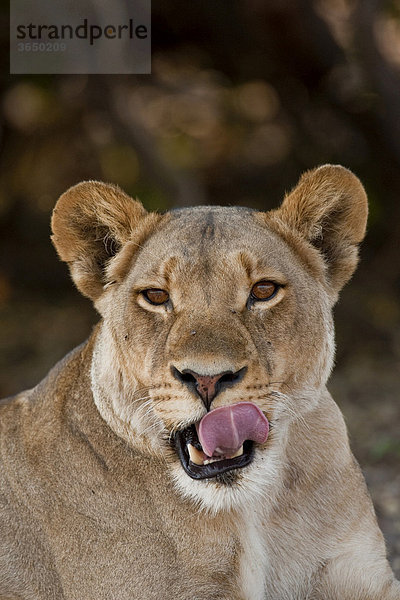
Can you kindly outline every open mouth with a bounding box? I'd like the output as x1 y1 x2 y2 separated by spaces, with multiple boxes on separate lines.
173 401 269 480
174 424 255 480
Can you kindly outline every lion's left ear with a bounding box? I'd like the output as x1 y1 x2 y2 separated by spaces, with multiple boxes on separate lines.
269 165 368 294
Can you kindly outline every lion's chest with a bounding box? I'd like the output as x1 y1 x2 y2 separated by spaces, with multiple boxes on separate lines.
235 511 269 600
43 492 260 600
19 457 263 600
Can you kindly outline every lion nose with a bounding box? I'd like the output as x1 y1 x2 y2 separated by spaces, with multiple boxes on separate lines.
172 366 247 410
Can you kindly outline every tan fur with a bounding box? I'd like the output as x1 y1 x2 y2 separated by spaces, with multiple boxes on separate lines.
1 166 399 600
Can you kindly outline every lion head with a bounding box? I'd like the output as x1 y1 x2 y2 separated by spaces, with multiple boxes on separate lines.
51 165 367 512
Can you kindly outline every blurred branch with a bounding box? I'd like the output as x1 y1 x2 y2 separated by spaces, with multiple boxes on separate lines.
355 0 400 166
89 77 207 207
353 0 400 283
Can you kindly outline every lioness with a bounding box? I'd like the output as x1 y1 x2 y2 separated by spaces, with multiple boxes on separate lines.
0 165 399 600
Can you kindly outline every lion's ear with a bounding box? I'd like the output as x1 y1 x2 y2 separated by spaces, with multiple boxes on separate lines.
271 165 368 294
51 181 149 300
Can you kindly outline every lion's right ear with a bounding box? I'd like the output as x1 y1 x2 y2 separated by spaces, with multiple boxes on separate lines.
51 181 153 300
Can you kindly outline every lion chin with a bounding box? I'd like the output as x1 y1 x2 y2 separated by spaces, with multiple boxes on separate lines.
170 448 282 514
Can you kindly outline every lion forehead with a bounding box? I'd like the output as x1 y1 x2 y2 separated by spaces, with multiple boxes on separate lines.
128 206 303 282
157 206 260 250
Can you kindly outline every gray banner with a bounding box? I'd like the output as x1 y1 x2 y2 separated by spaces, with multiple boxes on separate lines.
10 0 151 74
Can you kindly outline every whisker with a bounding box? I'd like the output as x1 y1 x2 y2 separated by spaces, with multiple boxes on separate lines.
268 390 312 433
130 385 153 397
140 421 166 437
135 403 155 420
128 395 151 406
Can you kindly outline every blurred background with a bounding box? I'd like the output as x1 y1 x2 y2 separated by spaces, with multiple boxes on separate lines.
0 0 399 574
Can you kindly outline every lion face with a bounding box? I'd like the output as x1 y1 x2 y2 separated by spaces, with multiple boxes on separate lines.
51 166 367 511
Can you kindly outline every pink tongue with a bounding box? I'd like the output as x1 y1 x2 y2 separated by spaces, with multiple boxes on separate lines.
197 402 269 457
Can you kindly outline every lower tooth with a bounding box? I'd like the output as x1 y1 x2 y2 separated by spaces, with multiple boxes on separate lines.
230 445 244 459
187 443 244 466
187 443 205 465
204 457 220 465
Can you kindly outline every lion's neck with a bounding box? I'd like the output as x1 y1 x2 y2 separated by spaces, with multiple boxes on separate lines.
90 321 165 457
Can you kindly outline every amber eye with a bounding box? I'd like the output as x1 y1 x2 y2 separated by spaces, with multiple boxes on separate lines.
142 289 170 305
250 281 279 301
